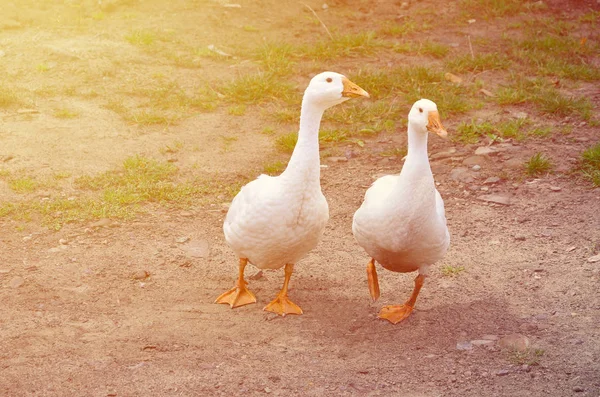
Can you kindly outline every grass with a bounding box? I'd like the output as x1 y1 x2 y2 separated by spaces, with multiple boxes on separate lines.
525 153 552 177
446 53 511 73
228 105 246 116
221 73 295 104
302 31 383 60
9 177 38 194
454 120 495 144
254 42 296 76
381 20 429 37
275 133 298 153
509 348 545 366
580 143 600 187
0 85 20 108
53 108 79 119
126 29 157 46
459 0 522 18
441 265 465 277
393 41 450 59
263 161 286 175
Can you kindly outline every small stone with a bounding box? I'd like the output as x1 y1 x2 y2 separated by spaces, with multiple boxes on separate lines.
248 270 263 280
587 254 600 263
449 167 474 183
521 364 531 372
430 148 457 160
23 235 32 242
327 156 348 163
566 246 576 252
445 72 463 84
0 50 5 57
482 334 499 341
549 186 561 192
17 108 39 114
176 236 190 244
456 341 473 351
472 165 481 171
182 239 210 258
471 339 495 346
462 155 485 166
479 88 495 97
498 334 530 352
573 386 584 392
400 1 409 9
321 3 329 10
574 137 589 142
496 369 510 376
133 270 149 280
90 218 112 228
477 194 512 206
484 177 500 184
59 238 68 245
515 234 526 241
48 247 61 253
475 147 496 156
9 276 24 289
264 387 272 394
504 158 523 170
467 19 476 24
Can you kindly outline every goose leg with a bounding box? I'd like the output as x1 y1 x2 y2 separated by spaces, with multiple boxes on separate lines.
215 258 257 308
263 263 303 316
378 274 425 324
367 258 380 301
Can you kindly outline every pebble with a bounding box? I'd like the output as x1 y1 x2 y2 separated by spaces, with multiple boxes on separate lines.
496 369 510 376
182 239 210 258
59 238 68 245
475 147 496 156
549 186 561 192
0 50 5 57
133 270 149 280
445 72 463 84
470 339 495 346
566 246 576 252
176 236 190 244
322 3 329 10
456 341 473 351
573 386 584 392
477 194 511 205
503 158 523 170
449 167 474 183
23 235 32 242
327 156 348 163
498 334 530 352
9 276 24 289
90 218 112 228
484 176 500 184
515 234 526 241
462 155 485 166
400 1 409 9
430 148 457 160
586 254 600 263
472 165 481 171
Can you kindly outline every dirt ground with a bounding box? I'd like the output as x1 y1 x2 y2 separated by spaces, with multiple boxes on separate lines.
1 0 600 396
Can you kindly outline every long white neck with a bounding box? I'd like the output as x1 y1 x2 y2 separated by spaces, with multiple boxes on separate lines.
280 99 324 184
397 121 433 184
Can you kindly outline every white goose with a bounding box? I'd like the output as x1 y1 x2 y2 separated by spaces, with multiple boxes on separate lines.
217 72 369 316
352 99 450 324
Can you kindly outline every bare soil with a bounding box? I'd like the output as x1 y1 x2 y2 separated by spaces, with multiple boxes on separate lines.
1 1 599 396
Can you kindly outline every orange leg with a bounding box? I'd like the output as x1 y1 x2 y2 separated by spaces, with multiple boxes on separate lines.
263 263 303 316
378 274 425 324
367 258 380 302
215 258 257 308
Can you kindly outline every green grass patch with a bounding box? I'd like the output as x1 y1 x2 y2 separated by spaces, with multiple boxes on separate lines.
263 161 286 175
222 73 295 104
381 20 429 37
525 152 552 176
446 53 511 73
580 143 600 186
302 31 383 60
0 85 20 108
254 42 296 76
441 265 465 277
126 29 157 46
53 108 80 119
275 132 298 153
228 105 246 116
459 0 522 18
9 177 38 194
454 120 496 144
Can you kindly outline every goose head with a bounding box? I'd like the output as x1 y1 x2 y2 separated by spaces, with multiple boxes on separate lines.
303 72 369 110
408 99 448 138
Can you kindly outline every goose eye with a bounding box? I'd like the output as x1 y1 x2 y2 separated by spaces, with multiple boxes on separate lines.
418 107 423 113
326 77 332 83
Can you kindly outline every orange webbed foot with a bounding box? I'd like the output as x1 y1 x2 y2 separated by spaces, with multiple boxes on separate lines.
215 282 257 308
263 293 303 316
378 304 414 324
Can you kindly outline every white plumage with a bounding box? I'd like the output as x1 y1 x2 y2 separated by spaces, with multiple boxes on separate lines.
352 98 450 324
217 71 369 316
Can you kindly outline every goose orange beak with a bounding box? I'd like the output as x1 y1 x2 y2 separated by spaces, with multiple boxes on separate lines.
341 77 370 98
426 110 448 138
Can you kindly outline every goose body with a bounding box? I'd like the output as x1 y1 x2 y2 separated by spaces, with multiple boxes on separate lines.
217 71 369 315
352 99 450 324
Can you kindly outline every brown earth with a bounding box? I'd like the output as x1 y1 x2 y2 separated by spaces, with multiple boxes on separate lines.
1 1 600 396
